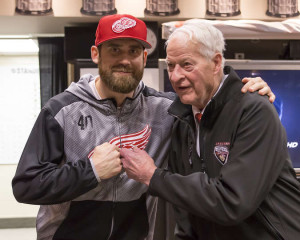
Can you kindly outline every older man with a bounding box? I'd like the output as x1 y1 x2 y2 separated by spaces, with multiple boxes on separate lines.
121 21 300 240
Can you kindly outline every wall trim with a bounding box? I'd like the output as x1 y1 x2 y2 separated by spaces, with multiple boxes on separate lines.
0 218 36 229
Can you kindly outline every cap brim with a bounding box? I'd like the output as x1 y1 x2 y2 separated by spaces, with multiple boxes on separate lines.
97 36 152 49
135 39 152 49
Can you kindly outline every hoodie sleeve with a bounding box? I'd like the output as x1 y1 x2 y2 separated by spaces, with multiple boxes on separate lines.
12 107 99 205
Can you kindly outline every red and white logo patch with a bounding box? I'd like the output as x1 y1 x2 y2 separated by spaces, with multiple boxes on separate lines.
88 125 151 158
109 125 151 150
112 17 136 33
214 142 230 165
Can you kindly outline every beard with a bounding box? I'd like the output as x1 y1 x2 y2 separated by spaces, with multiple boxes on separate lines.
98 61 144 94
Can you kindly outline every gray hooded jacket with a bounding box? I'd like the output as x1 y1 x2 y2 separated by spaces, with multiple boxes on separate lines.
12 74 175 240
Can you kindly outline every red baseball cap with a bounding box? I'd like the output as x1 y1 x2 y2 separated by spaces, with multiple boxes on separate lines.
95 14 151 49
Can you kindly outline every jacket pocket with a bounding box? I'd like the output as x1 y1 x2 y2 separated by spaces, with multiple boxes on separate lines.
256 208 285 240
53 200 113 240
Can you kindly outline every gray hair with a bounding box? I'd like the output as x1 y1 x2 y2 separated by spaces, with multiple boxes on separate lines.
166 20 226 68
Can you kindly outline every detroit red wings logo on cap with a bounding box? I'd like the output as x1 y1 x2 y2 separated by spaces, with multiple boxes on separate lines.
109 125 151 150
112 17 136 33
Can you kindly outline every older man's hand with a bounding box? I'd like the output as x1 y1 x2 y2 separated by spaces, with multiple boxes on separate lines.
120 147 157 186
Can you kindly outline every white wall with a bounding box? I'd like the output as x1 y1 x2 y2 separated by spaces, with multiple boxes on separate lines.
0 54 40 219
0 165 39 218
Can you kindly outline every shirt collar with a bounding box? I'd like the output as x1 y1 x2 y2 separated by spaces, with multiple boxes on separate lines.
192 74 228 120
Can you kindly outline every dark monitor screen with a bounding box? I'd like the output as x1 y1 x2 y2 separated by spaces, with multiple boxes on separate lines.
160 59 300 173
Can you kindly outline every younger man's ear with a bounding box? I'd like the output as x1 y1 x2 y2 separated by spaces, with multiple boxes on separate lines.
143 50 148 67
91 46 99 64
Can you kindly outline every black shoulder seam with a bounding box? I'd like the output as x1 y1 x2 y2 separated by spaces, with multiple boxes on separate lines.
43 92 81 116
142 86 176 101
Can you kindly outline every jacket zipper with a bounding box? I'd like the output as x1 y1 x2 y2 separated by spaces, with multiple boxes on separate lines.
200 137 207 173
257 208 285 240
107 177 117 240
170 113 201 167
107 109 122 240
199 118 207 173
117 107 123 148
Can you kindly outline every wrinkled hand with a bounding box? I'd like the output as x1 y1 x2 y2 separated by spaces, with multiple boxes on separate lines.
90 142 122 180
120 147 157 186
241 77 276 103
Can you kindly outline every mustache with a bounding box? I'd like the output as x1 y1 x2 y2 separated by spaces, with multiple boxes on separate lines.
112 65 133 72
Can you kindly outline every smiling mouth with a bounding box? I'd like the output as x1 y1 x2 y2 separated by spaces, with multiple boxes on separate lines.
112 67 132 72
113 70 132 75
177 86 190 91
